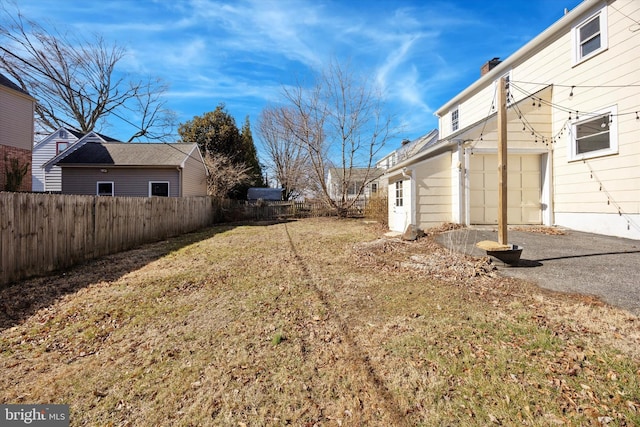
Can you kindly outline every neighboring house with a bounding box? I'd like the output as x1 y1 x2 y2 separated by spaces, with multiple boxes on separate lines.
53 142 208 197
384 0 639 239
326 167 383 203
0 72 35 191
33 127 118 192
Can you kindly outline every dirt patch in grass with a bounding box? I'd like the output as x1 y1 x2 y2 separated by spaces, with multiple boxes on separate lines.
1 218 639 426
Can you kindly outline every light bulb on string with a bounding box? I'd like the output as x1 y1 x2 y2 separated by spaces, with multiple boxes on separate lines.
569 86 574 99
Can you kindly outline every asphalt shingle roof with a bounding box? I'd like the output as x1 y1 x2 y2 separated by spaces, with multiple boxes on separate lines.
56 142 198 167
0 72 32 97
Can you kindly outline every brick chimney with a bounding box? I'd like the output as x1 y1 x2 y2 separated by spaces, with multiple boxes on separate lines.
481 57 501 76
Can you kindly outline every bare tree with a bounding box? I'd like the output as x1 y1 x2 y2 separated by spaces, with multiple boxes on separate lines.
257 105 313 200
0 5 176 141
203 153 253 199
280 60 395 216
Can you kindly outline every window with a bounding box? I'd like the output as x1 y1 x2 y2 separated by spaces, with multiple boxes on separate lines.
347 181 361 196
149 181 170 197
56 142 69 155
370 182 378 194
572 7 607 64
569 106 617 161
395 181 403 207
97 182 114 196
451 107 459 132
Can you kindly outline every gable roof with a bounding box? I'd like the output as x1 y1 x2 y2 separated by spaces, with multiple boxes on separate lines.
55 142 202 168
34 126 85 149
42 131 120 168
395 129 439 163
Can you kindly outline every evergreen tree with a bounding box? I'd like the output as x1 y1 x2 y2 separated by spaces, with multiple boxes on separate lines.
178 104 241 158
178 103 263 199
240 116 265 187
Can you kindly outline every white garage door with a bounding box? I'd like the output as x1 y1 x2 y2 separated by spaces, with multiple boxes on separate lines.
469 154 541 225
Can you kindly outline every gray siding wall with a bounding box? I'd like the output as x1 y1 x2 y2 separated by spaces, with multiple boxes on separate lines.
62 167 180 197
181 149 208 196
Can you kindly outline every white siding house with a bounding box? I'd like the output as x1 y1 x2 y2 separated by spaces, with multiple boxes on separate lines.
33 128 116 192
389 0 639 239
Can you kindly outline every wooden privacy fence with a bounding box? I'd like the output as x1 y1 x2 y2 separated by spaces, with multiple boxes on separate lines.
0 192 220 287
228 197 388 222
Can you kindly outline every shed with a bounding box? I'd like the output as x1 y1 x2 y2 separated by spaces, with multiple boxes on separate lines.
247 187 284 202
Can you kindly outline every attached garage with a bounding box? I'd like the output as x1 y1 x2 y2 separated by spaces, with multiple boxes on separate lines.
469 154 542 225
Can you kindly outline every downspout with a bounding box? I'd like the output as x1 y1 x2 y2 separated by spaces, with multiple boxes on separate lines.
464 146 471 226
402 167 414 232
177 166 182 197
457 142 466 225
547 147 555 226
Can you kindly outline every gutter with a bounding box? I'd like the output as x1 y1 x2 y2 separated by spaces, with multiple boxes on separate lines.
434 0 602 116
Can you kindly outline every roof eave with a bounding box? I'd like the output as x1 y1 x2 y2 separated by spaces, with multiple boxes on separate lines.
385 139 458 173
434 0 602 116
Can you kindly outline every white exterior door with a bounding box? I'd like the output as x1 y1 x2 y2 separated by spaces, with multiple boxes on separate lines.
389 179 411 232
469 154 541 225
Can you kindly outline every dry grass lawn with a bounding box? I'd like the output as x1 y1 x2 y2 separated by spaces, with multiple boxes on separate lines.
1 218 639 426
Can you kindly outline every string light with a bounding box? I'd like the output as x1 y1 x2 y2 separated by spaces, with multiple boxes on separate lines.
510 82 640 121
569 86 575 98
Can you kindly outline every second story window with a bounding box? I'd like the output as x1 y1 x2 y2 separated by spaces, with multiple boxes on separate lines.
572 6 608 64
56 142 69 155
451 108 459 132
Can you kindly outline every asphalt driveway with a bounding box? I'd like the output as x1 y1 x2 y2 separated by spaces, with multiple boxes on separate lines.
436 227 640 316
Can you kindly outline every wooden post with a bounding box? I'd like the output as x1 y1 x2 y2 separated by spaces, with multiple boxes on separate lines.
497 77 508 245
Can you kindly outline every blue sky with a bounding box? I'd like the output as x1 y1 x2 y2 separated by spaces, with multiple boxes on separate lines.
17 0 583 158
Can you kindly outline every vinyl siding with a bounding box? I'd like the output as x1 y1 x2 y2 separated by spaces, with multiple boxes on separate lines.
32 132 81 192
414 152 452 227
439 0 639 228
0 85 34 151
62 168 181 197
547 1 640 217
181 146 208 196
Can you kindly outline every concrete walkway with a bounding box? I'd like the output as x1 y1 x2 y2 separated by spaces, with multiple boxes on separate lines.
436 227 640 317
